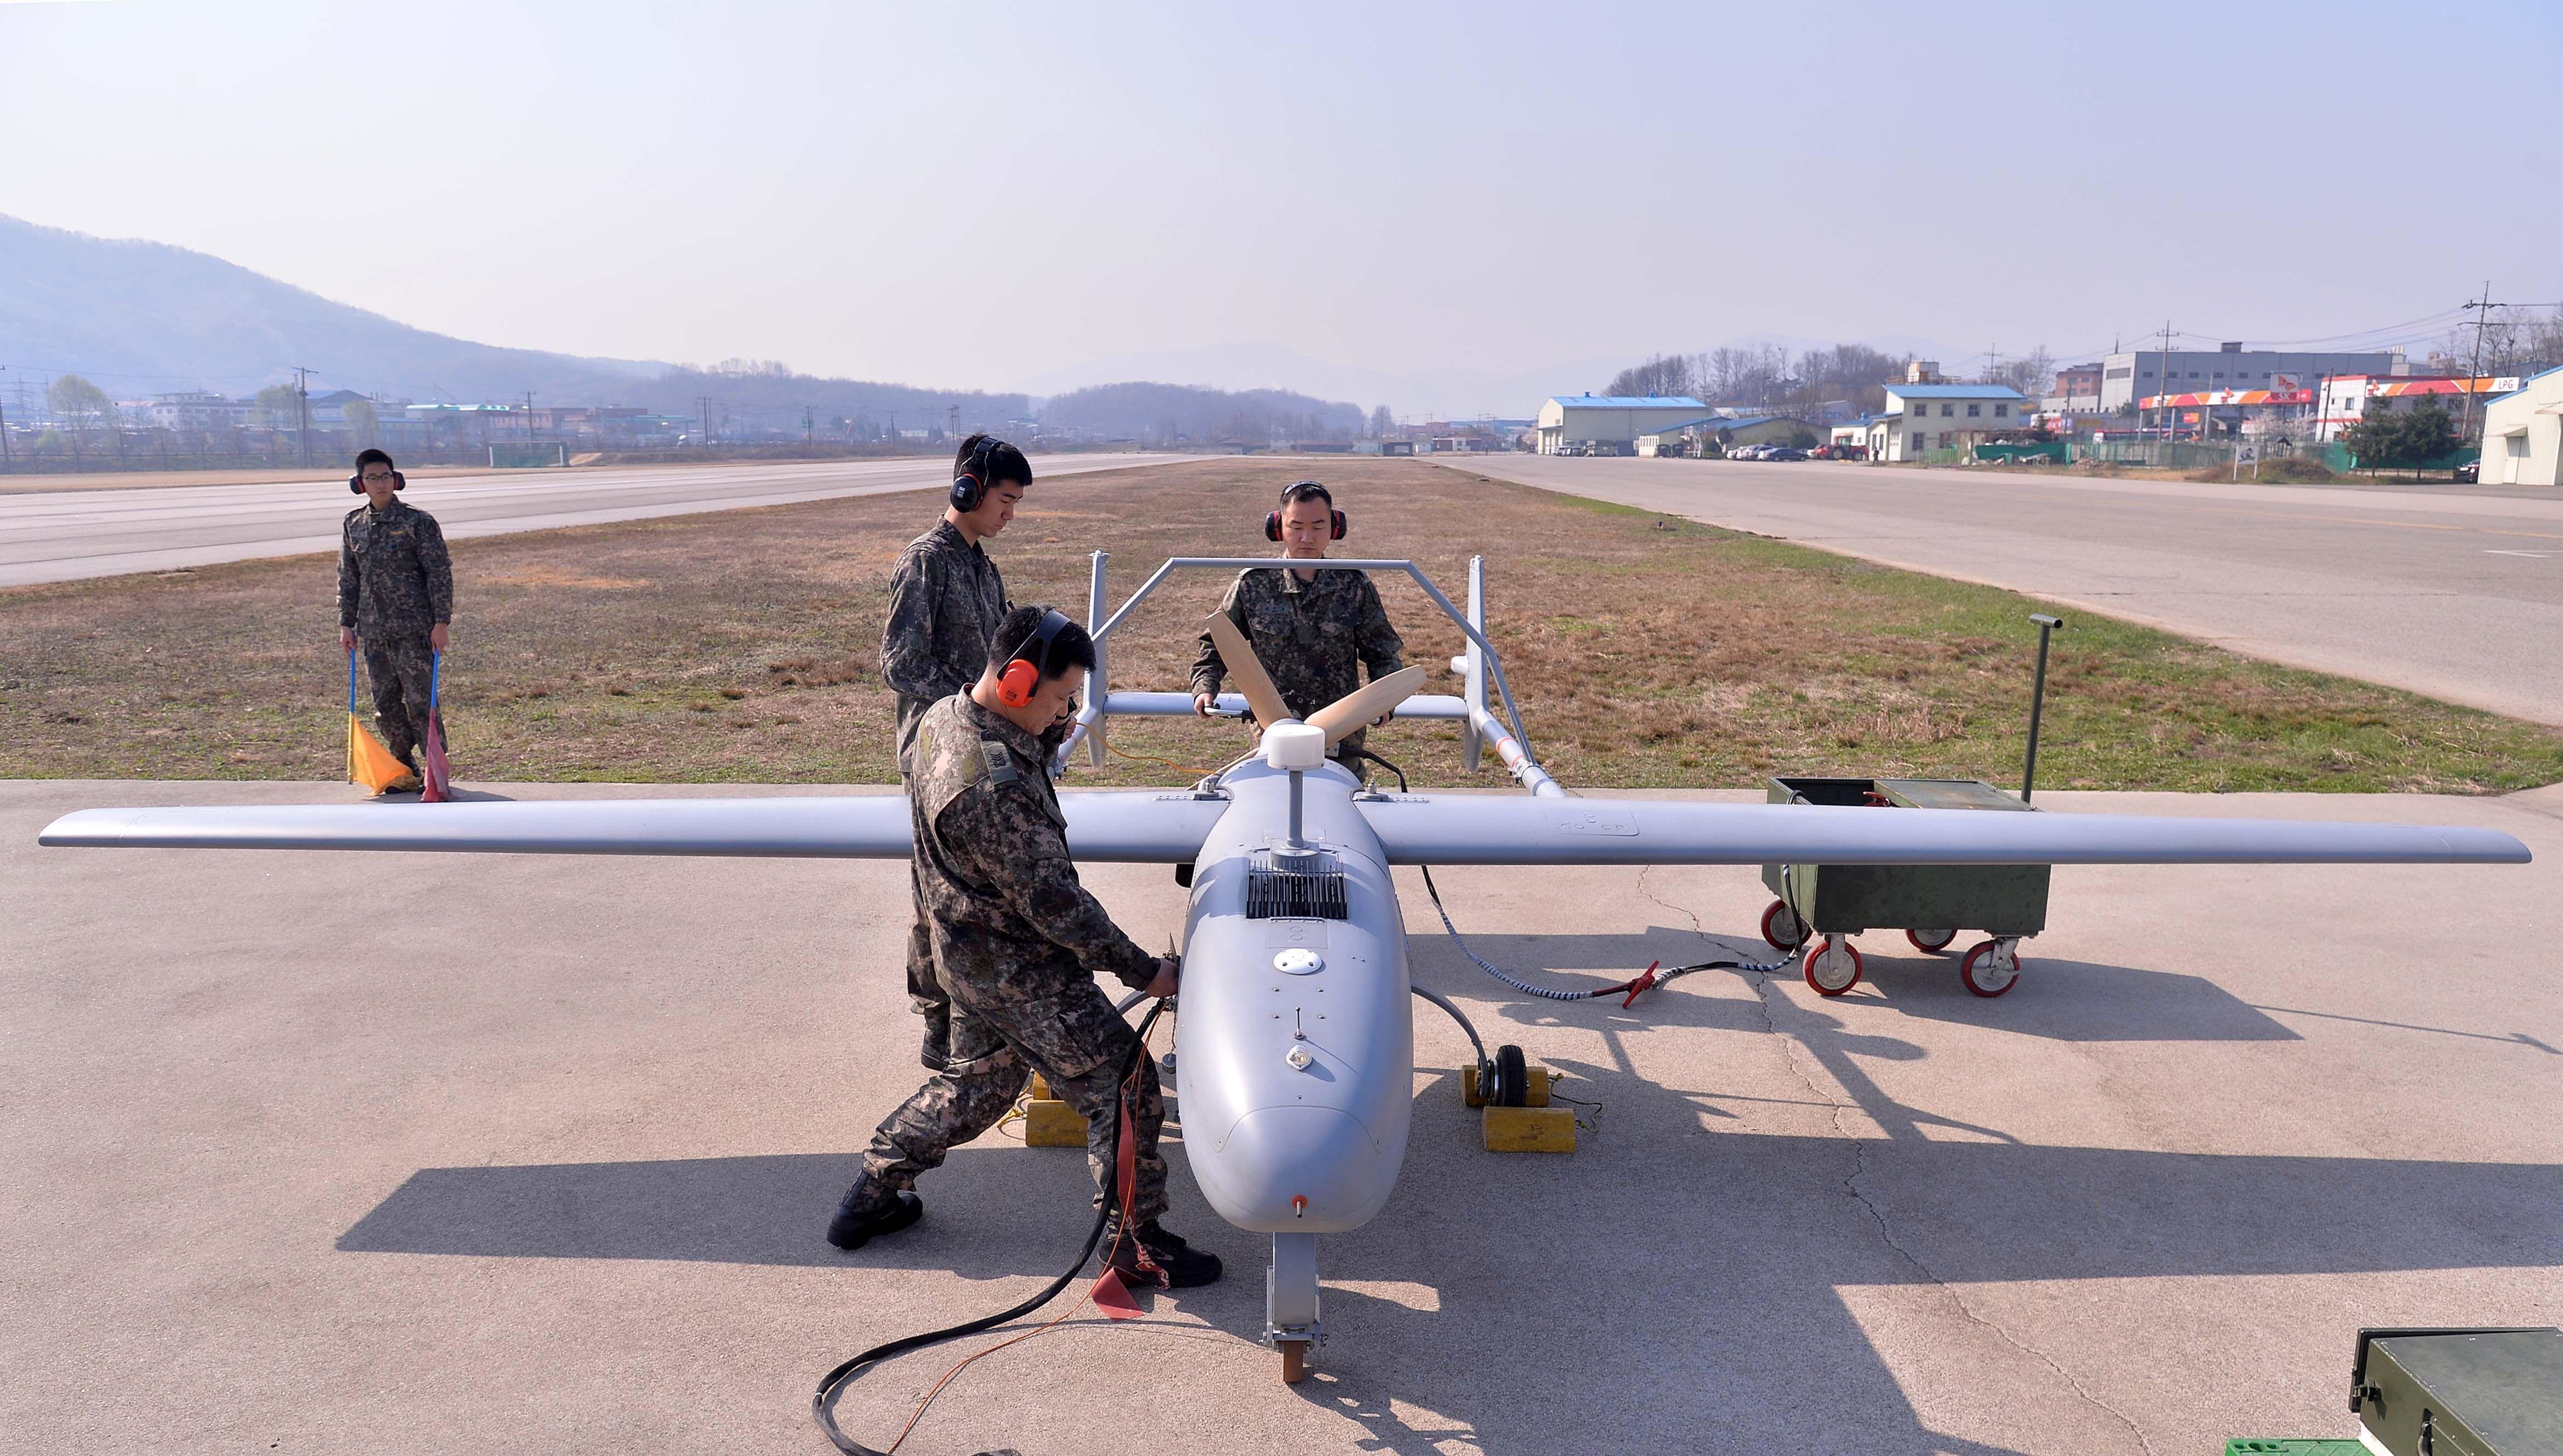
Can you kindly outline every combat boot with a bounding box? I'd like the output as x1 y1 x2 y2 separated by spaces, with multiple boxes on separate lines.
826 1172 923 1251
1102 1216 1222 1288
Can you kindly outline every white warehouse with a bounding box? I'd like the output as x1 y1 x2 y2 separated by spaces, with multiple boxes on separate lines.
1535 395 1710 454
2480 366 2563 487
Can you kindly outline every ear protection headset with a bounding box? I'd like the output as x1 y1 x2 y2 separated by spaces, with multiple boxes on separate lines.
1266 483 1347 542
994 608 1073 708
348 468 406 495
951 436 1010 513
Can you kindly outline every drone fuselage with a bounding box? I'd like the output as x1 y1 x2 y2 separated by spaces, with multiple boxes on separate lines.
1175 757 1415 1236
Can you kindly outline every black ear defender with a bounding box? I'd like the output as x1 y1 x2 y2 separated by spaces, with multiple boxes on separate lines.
951 435 1007 513
1265 483 1347 542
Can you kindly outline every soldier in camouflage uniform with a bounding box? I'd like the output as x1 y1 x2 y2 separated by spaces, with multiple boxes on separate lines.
829 605 1222 1288
1191 479 1405 764
337 450 453 793
879 435 1025 1072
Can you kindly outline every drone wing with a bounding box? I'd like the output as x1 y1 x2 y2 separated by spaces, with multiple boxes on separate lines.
1354 795 2529 867
38 790 1227 864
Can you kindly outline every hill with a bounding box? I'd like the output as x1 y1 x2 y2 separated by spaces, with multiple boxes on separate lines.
1037 381 1363 445
0 215 1025 428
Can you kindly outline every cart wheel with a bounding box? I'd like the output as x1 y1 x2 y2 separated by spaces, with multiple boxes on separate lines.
1762 898 1809 950
1906 928 1958 954
1960 939 2020 998
1490 1044 1529 1107
1803 937 1862 996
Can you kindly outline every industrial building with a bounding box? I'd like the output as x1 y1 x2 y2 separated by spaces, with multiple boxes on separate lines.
2479 366 2563 486
1535 394 1710 454
1876 381 2030 461
2098 343 2396 410
2311 374 2522 442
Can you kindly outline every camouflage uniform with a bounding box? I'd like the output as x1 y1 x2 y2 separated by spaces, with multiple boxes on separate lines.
879 521 1011 1056
337 498 454 767
861 694 1170 1223
1190 565 1405 762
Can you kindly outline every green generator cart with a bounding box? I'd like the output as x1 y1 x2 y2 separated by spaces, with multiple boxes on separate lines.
1758 776 2052 1000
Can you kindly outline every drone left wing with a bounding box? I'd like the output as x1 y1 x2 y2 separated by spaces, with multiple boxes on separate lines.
1355 794 2530 867
37 790 1228 864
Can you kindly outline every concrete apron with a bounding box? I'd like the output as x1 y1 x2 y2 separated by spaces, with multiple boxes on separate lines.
3 778 2557 1455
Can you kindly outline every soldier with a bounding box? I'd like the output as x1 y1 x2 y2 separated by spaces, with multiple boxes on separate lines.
337 450 452 795
829 605 1223 1289
1191 479 1405 765
879 434 1025 1073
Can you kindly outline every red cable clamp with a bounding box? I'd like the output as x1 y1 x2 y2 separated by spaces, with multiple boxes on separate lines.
1621 960 1661 1008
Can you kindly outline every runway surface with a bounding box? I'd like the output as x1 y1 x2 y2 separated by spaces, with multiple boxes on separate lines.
1449 455 2563 725
0 453 1199 588
8 776 2557 1453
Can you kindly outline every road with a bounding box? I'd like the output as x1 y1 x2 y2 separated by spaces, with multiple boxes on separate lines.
0 453 1199 588
1448 455 2563 726
7 776 2557 1453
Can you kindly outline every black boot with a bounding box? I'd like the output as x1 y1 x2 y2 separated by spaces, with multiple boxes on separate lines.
1103 1217 1222 1288
827 1173 922 1251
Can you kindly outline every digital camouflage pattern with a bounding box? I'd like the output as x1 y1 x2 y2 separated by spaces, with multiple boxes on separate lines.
860 692 1169 1221
1191 565 1405 759
361 637 444 769
339 499 453 769
880 520 1009 761
337 498 453 643
880 519 1010 1052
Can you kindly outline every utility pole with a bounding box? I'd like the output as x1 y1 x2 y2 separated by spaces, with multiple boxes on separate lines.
804 405 814 443
522 390 537 443
2154 321 2175 443
947 404 959 439
291 365 314 465
0 364 11 472
2460 281 2507 447
696 395 713 446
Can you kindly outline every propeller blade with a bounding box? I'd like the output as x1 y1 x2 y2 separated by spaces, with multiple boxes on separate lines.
1308 666 1427 746
1202 611 1293 727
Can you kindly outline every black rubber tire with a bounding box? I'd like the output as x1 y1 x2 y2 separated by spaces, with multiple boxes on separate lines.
1491 1045 1529 1108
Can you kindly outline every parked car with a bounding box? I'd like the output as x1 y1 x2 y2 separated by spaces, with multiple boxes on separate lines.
2456 461 2480 484
1763 447 1809 461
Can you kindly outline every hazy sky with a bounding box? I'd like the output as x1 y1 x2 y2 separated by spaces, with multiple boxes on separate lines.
6 0 2560 398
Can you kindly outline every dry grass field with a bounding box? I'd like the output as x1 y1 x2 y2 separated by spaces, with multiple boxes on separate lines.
5 456 2560 793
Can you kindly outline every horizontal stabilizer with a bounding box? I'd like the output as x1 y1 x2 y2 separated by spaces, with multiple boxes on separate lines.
38 790 1228 864
1355 796 2530 867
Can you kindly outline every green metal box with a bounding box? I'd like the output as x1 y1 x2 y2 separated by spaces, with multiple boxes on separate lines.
1759 777 2051 938
2354 1327 2563 1456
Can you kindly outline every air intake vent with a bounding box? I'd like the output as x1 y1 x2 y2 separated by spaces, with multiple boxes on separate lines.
1245 850 1348 920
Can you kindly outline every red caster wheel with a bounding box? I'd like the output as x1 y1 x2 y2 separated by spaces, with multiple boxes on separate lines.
1959 939 2021 998
1906 928 1958 954
1803 937 1862 996
1762 898 1809 950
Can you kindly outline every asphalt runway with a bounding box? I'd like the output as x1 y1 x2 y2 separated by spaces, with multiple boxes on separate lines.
7 777 2557 1453
0 453 1199 588
1448 455 2563 726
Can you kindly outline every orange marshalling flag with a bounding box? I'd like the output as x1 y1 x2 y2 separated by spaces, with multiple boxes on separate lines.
345 650 410 793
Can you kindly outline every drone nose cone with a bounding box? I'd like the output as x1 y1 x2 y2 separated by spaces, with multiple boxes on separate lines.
1202 1105 1397 1232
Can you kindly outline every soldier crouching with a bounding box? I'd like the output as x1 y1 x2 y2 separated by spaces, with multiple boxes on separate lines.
829 605 1222 1288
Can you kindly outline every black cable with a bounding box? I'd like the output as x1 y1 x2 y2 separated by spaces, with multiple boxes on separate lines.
811 999 1166 1455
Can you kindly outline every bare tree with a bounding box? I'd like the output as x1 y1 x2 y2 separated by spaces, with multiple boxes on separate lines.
1369 404 1394 438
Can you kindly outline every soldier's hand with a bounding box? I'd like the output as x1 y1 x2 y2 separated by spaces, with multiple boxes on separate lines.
340 627 357 652
1192 691 1216 718
1143 956 1180 1000
1371 708 1394 727
430 622 450 652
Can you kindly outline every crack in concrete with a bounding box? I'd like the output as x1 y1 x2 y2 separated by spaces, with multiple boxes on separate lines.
1634 867 2159 1456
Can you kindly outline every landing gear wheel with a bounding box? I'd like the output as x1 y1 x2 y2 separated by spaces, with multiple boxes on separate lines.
1762 898 1809 950
1906 928 1958 954
1960 939 2021 998
1490 1044 1529 1108
1279 1339 1308 1384
1803 937 1863 996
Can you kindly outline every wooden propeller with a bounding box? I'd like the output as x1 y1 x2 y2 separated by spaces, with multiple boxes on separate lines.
1307 665 1427 746
1200 611 1293 727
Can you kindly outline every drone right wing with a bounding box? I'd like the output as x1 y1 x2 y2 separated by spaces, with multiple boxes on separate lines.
1354 795 2530 867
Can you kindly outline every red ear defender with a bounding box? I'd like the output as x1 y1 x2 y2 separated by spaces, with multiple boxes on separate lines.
1331 508 1347 540
1265 511 1283 542
996 657 1040 707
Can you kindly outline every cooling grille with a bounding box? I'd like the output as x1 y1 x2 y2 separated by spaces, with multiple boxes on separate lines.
1245 850 1349 920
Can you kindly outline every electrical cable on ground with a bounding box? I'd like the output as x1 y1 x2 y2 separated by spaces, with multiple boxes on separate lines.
812 1000 1168 1455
